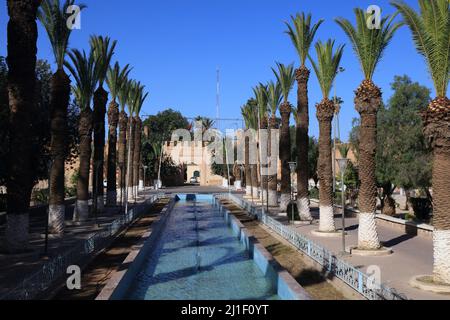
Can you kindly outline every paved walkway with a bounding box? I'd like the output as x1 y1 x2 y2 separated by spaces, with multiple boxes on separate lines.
0 189 157 298
235 194 449 300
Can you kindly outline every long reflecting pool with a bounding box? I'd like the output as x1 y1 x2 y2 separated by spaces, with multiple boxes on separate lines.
125 194 279 300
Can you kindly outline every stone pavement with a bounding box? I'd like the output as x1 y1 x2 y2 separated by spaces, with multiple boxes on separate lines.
0 189 158 298
235 194 450 300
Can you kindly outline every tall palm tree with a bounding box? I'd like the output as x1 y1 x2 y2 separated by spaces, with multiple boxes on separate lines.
38 0 85 234
336 9 401 250
241 99 258 198
117 79 131 206
105 62 131 206
90 35 116 213
392 0 450 284
309 39 345 234
132 86 148 196
253 84 269 203
286 13 323 221
65 49 98 222
5 0 41 252
267 80 282 207
272 62 296 212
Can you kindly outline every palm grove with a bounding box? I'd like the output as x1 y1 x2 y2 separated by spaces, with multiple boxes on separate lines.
2 0 148 250
0 0 449 288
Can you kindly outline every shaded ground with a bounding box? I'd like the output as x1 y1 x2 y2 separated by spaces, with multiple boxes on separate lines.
218 200 346 300
53 199 169 300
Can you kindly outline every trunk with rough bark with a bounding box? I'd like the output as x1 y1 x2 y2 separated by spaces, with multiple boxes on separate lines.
260 118 268 204
268 116 278 207
133 116 142 194
117 111 128 205
422 96 450 284
295 66 312 221
5 0 40 252
244 136 252 196
355 80 382 250
92 87 107 212
127 117 135 200
317 99 336 232
279 102 292 212
106 101 119 206
74 108 93 222
380 183 396 217
48 69 70 234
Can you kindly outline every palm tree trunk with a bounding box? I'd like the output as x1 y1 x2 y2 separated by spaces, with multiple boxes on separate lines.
92 87 107 212
133 116 142 194
423 97 450 284
260 118 268 204
117 111 128 205
48 69 70 234
244 136 252 196
268 116 278 207
127 117 135 200
355 80 382 250
5 0 40 252
106 101 119 206
295 66 312 221
279 102 292 212
317 99 336 232
74 108 93 222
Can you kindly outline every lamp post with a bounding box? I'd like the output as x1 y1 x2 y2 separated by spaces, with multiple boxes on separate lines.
332 67 345 193
288 162 297 225
143 165 148 191
337 157 349 255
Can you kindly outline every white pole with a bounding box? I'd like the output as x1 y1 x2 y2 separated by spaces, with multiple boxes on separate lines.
157 142 163 189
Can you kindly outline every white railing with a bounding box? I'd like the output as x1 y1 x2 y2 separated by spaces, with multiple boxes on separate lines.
214 193 407 301
0 194 163 300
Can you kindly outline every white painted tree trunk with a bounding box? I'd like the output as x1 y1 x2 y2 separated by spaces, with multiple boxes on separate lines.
48 204 65 234
234 180 242 190
73 200 89 222
139 180 144 191
246 185 252 196
358 212 381 250
252 187 259 199
433 230 450 284
127 187 134 201
279 193 290 212
5 213 29 252
297 197 312 221
222 178 229 188
268 190 277 207
319 205 336 232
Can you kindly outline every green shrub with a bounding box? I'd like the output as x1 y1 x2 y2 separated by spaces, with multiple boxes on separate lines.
33 188 49 205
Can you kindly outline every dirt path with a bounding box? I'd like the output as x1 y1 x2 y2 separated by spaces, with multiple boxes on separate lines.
54 199 169 300
219 200 346 300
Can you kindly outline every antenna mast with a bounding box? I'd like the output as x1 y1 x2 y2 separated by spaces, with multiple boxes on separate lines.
216 67 220 132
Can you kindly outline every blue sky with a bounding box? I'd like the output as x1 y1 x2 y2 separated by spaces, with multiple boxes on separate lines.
0 0 442 140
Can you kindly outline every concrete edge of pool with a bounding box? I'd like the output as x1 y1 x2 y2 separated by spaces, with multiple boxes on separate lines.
96 194 311 301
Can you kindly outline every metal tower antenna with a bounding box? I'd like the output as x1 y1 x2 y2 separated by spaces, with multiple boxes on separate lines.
216 67 220 132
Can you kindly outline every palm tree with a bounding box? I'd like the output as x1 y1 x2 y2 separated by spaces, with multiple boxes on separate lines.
267 80 282 207
117 79 131 206
272 62 296 212
90 35 116 213
309 39 345 234
285 13 323 221
132 86 148 196
65 49 98 222
105 62 131 206
241 99 258 198
4 0 41 252
38 0 85 234
253 84 269 203
336 8 401 250
392 0 450 284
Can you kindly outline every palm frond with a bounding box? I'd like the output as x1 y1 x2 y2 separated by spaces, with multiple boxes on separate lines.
64 48 98 110
90 35 117 87
391 0 449 97
285 13 324 66
106 62 132 102
267 80 283 116
117 78 131 113
272 62 296 103
252 84 269 121
241 99 259 130
309 39 345 99
38 0 86 69
335 8 402 80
